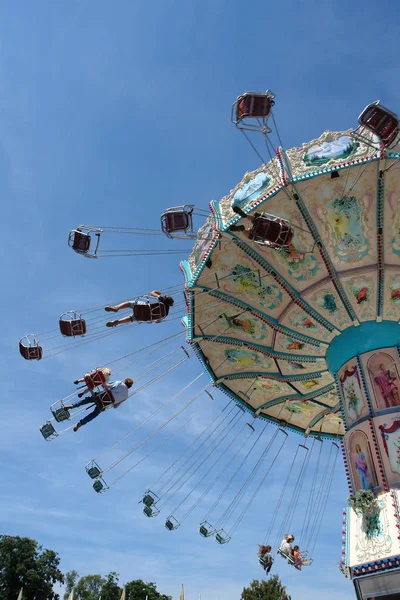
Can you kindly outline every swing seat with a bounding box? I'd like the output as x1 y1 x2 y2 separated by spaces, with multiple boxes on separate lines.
215 530 231 544
143 505 160 518
86 461 102 479
92 477 109 493
19 335 43 361
142 490 159 507
356 101 400 148
259 556 274 570
51 407 71 423
93 390 115 411
59 312 87 337
250 213 294 249
84 369 107 390
277 549 295 565
133 298 167 322
199 521 215 538
165 516 180 531
161 205 195 239
68 226 102 258
40 421 57 441
232 91 275 132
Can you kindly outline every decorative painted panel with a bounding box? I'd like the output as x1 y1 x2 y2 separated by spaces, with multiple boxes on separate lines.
347 491 400 568
383 161 400 267
274 331 326 357
226 376 295 408
195 239 292 319
361 347 400 412
302 282 352 330
279 305 336 343
277 357 327 376
340 271 377 322
345 423 380 491
374 414 400 488
290 371 334 395
298 165 378 269
382 268 400 321
337 359 369 427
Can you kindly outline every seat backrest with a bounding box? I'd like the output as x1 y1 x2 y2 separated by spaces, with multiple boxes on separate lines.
59 318 87 337
165 211 190 233
19 342 43 360
93 389 115 410
359 104 400 147
252 216 293 247
133 301 167 322
72 230 91 253
237 94 272 121
40 422 56 440
84 369 107 390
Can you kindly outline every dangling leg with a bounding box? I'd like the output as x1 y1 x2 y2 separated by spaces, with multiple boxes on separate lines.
73 407 102 432
105 301 131 312
106 314 137 328
65 395 97 410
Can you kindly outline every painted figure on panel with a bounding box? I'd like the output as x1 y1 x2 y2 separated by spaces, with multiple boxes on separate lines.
378 420 400 478
374 364 400 407
354 444 369 490
367 352 400 409
349 431 378 491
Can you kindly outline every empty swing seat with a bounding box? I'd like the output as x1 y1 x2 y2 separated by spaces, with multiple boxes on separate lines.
40 421 58 441
84 369 107 390
68 226 102 258
86 461 102 479
215 530 231 545
143 505 160 518
70 230 91 253
165 516 180 531
142 490 159 508
232 91 275 132
161 205 195 238
59 311 87 337
249 213 294 249
92 477 109 493
19 335 43 361
199 521 215 538
355 101 400 148
133 300 167 322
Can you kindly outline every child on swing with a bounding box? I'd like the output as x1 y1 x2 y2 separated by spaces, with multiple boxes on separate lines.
258 544 273 574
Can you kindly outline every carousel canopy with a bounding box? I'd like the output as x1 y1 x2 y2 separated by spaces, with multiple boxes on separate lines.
181 129 400 438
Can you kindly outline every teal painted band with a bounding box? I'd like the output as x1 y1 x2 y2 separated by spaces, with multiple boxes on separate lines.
326 320 400 373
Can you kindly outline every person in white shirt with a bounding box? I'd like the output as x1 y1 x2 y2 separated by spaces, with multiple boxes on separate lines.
279 534 295 558
65 378 134 432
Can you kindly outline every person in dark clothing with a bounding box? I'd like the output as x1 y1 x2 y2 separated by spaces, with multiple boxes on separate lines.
105 291 174 327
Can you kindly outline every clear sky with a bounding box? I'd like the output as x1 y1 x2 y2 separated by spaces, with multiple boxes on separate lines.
2 1 400 599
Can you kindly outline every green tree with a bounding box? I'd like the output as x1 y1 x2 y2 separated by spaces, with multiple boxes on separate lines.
240 576 291 600
0 535 64 600
101 572 121 600
64 571 79 600
125 579 172 600
74 574 105 600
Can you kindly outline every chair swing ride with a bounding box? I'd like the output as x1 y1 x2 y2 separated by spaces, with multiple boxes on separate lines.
20 91 400 593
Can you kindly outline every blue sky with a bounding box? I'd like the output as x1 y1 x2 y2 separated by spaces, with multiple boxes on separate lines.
2 1 400 599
